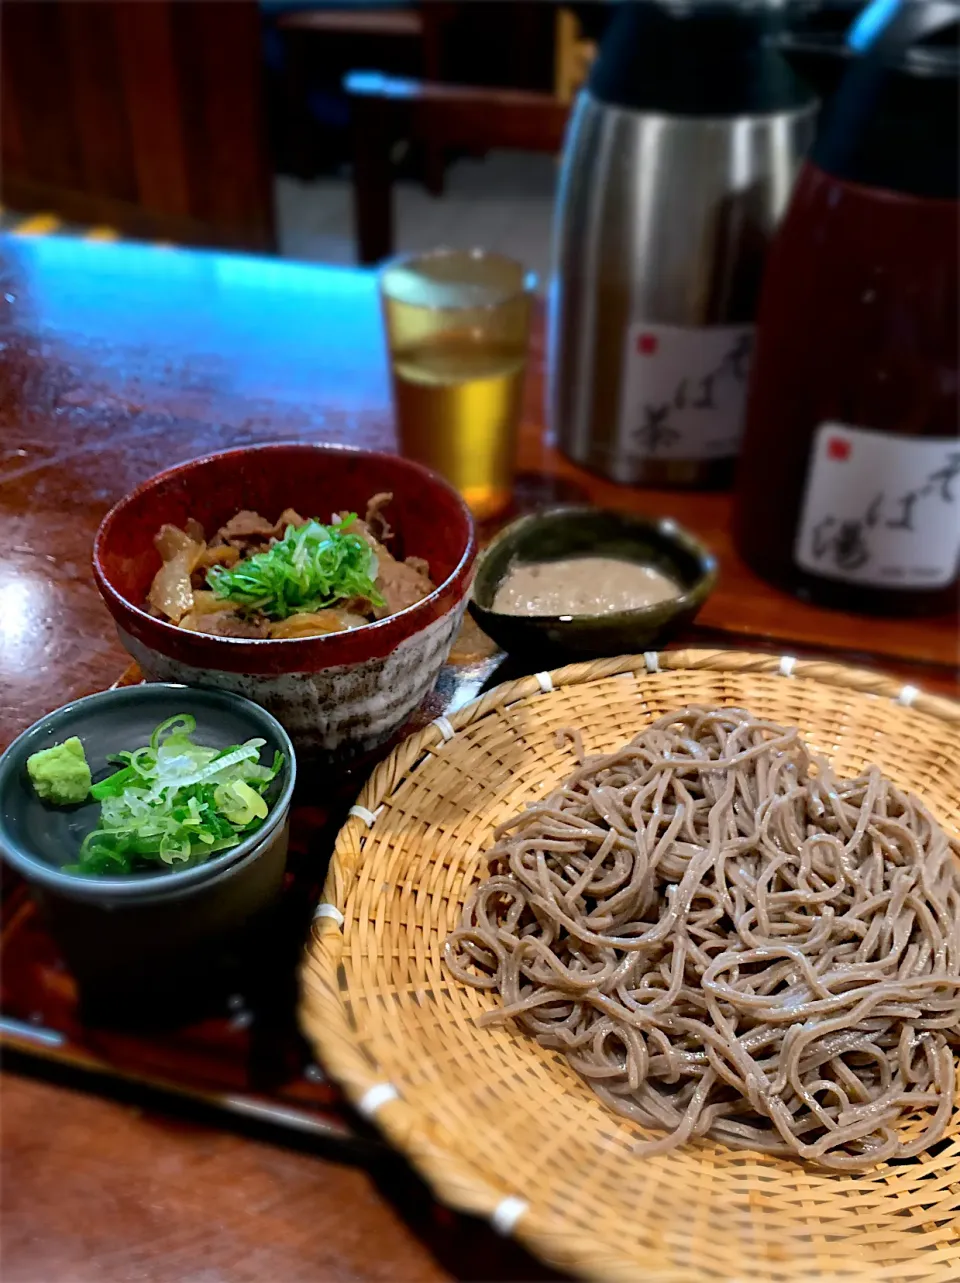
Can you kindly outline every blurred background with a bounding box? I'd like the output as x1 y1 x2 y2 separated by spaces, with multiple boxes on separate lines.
0 0 865 282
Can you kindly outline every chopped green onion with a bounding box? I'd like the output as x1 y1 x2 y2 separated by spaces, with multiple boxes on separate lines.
65 716 284 876
214 779 269 827
89 765 137 801
206 516 384 619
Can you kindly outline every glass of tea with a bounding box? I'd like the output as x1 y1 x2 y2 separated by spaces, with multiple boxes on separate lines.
380 249 535 521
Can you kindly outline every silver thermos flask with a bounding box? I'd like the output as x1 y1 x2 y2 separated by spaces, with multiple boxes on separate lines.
549 0 818 487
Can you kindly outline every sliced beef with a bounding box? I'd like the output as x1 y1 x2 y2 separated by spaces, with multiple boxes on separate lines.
274 508 305 533
198 544 240 570
364 492 394 544
338 593 378 617
214 508 306 555
198 502 434 625
335 506 434 617
191 543 240 588
190 612 269 639
215 509 278 550
404 555 431 578
338 511 377 548
374 554 434 617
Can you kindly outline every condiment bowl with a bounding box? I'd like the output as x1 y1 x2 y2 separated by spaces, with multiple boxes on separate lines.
93 443 477 756
0 684 296 1008
469 506 717 657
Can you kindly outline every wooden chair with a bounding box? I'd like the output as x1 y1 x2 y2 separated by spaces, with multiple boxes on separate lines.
275 3 451 187
345 71 570 264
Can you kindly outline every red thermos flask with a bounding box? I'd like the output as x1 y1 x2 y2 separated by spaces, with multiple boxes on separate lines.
734 0 960 616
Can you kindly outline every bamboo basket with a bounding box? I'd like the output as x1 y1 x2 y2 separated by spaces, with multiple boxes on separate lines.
300 650 960 1283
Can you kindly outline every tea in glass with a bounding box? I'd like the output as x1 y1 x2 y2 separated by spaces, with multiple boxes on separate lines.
381 250 534 520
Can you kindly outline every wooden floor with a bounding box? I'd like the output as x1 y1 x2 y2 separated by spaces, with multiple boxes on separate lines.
276 149 557 280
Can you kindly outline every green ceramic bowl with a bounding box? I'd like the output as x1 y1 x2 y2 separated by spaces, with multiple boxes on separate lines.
0 684 296 1014
468 506 717 658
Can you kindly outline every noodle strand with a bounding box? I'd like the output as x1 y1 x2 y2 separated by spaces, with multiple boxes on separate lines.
445 707 960 1170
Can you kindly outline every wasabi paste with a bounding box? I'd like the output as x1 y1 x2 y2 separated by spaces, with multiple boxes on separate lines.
27 737 92 805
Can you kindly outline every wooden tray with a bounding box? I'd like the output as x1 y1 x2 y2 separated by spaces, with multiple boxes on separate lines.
0 623 503 1149
2 618 953 1148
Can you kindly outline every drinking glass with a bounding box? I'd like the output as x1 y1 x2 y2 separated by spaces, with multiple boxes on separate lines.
380 249 535 521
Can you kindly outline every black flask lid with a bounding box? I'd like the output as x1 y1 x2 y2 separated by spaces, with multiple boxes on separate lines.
811 0 959 198
588 1 816 116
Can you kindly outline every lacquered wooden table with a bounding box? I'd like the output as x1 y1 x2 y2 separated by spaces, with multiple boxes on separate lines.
0 235 956 1283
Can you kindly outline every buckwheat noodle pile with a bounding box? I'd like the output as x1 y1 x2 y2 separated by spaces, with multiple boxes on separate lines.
445 707 960 1170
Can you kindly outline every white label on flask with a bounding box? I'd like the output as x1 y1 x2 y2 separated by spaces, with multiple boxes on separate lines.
794 423 960 588
616 322 754 461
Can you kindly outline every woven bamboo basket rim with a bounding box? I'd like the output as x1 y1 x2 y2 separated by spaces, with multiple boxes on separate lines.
300 649 960 1283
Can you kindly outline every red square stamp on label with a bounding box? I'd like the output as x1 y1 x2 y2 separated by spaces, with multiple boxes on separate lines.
827 436 851 462
637 333 658 356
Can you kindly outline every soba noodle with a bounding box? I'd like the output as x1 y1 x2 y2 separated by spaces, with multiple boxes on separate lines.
445 707 960 1170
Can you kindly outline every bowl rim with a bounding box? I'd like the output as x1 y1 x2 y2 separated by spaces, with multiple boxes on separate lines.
469 504 718 624
0 683 297 900
92 442 477 674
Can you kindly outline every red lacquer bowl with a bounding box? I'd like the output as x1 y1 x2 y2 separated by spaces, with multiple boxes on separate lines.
93 443 477 754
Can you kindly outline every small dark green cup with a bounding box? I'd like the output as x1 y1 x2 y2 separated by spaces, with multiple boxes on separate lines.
469 506 717 658
0 684 296 1019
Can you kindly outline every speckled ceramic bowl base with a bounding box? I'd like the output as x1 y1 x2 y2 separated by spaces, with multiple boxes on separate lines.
118 600 467 756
